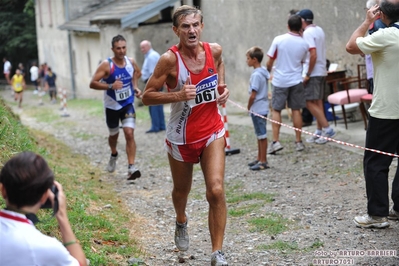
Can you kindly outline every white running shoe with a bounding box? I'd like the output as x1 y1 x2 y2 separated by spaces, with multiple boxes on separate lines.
174 212 189 251
106 154 118 172
315 129 336 144
211 250 228 266
127 165 141 180
267 141 283 154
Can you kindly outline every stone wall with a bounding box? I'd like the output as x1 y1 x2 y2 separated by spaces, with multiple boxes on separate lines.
200 0 368 104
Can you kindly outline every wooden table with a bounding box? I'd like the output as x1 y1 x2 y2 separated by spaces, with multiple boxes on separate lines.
325 70 347 99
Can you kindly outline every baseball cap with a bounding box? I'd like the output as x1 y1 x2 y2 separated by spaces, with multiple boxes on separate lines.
297 9 314 22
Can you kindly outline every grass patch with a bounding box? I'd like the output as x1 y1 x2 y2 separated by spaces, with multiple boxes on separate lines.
0 97 145 265
0 98 39 160
31 131 144 265
309 239 324 249
225 182 244 198
228 203 262 217
227 191 275 204
67 98 104 118
248 213 290 235
258 240 299 252
258 239 324 254
72 131 94 141
23 105 61 123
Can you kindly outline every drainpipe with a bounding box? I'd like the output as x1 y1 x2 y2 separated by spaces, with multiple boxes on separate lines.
64 0 76 98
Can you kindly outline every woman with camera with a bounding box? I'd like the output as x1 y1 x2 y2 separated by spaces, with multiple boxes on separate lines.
0 151 87 266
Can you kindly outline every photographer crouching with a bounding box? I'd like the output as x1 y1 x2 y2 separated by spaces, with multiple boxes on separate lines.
0 151 87 266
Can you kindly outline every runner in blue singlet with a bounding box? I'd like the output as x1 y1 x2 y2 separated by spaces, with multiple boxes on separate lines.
90 35 142 180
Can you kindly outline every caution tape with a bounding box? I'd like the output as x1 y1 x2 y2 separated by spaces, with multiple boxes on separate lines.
227 99 399 158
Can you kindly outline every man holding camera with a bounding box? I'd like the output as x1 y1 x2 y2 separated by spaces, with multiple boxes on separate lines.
0 151 87 265
346 0 399 228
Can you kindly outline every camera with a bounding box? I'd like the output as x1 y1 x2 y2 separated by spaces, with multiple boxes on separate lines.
41 185 59 214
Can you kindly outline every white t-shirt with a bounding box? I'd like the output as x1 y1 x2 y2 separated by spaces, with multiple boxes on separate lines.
3 60 11 74
30 65 39 81
357 24 399 119
267 32 309 87
302 24 327 77
0 210 80 266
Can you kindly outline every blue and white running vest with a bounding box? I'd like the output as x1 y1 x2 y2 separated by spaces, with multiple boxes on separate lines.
102 56 135 110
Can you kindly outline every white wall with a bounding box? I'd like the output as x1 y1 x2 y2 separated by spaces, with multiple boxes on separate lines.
200 0 368 105
71 32 101 98
35 0 370 102
35 0 70 94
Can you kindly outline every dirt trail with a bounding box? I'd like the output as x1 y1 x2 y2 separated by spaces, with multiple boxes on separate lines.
2 89 399 266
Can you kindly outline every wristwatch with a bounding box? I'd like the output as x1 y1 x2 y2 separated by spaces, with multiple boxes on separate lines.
108 83 113 90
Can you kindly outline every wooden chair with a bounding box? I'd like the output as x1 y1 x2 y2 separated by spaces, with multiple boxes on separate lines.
359 93 373 130
326 64 369 129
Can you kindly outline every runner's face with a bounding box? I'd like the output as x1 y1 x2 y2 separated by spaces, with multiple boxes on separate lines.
112 41 127 59
174 14 203 48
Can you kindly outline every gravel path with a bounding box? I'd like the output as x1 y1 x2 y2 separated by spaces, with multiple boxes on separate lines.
2 89 399 266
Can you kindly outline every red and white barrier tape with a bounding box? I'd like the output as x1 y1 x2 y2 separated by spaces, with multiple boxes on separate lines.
58 87 69 117
227 99 399 158
221 104 231 150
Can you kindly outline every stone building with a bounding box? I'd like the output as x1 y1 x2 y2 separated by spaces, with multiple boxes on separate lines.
34 0 368 102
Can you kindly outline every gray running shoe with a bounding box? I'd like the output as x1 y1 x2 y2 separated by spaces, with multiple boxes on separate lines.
306 131 322 143
247 160 259 167
127 165 141 180
211 250 228 266
315 129 336 144
174 213 189 251
295 141 305 151
267 141 283 154
250 162 270 171
106 154 118 172
388 208 399 220
353 214 389 228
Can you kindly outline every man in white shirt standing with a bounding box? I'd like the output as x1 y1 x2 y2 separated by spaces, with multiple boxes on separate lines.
266 14 309 154
30 61 40 94
3 57 12 93
297 9 336 144
140 40 165 133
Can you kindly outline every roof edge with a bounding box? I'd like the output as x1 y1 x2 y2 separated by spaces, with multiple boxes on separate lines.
121 0 178 29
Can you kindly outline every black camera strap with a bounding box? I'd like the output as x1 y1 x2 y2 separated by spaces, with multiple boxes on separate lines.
5 200 57 224
4 207 40 224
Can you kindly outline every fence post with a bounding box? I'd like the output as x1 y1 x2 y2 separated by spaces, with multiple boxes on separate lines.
221 104 240 155
59 87 70 117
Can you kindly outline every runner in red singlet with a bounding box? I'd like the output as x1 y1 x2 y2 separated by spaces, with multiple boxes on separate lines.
142 5 229 266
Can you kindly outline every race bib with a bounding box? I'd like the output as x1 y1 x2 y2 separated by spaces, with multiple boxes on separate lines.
115 85 132 101
188 74 218 107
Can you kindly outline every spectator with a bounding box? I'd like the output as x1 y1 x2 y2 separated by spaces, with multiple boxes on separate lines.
30 61 40 94
45 67 57 104
3 57 12 94
140 40 166 133
3 57 11 83
297 9 336 145
266 14 309 154
346 0 399 228
365 0 386 94
245 46 271 171
18 63 25 77
0 151 87 265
